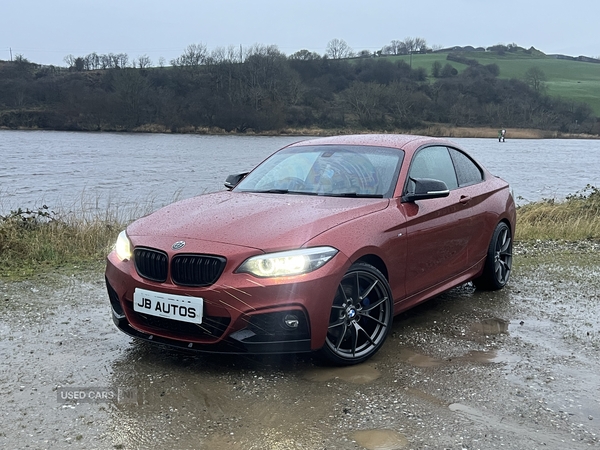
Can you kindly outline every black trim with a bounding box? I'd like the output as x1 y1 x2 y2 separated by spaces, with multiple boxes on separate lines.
111 312 312 354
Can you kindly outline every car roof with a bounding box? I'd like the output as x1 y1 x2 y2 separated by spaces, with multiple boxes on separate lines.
287 134 458 152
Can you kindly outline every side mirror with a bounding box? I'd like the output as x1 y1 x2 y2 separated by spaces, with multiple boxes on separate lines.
224 172 249 190
402 178 450 202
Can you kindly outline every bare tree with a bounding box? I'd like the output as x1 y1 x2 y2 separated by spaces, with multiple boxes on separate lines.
326 39 354 59
171 43 208 67
414 37 428 53
523 66 547 94
63 54 76 69
402 37 416 53
340 81 386 125
382 40 406 55
136 54 153 69
289 49 321 60
401 37 428 54
116 53 129 68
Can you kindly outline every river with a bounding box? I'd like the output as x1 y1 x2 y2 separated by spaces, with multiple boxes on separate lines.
1 130 599 216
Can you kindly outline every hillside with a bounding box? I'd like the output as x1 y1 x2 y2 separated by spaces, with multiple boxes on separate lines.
386 47 600 115
0 45 598 135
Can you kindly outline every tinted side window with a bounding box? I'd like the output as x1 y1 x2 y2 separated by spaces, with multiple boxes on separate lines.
407 146 458 191
449 148 483 187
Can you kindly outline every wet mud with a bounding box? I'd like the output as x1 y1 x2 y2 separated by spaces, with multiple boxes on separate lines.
1 244 599 449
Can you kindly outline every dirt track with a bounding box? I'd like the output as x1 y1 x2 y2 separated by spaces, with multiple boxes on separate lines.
1 242 598 449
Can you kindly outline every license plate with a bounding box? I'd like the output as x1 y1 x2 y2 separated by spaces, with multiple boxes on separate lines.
133 288 203 324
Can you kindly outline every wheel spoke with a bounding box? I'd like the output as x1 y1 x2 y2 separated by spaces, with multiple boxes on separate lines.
500 234 511 254
334 322 349 351
352 321 376 348
352 272 361 303
328 317 346 330
358 311 388 327
339 283 350 304
361 295 388 313
350 323 359 356
495 259 509 282
359 278 378 301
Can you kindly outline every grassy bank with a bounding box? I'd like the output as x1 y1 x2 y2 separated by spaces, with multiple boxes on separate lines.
1 187 599 279
0 206 125 279
516 185 600 241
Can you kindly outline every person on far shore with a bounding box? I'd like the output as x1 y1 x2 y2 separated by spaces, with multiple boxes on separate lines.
498 129 506 142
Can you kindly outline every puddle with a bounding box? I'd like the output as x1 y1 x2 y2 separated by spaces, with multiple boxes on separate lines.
469 318 509 335
396 348 442 367
395 347 517 367
302 364 381 384
449 403 572 447
455 349 519 364
352 429 408 450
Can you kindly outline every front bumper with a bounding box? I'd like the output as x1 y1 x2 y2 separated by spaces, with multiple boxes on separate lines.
107 277 313 354
105 247 348 354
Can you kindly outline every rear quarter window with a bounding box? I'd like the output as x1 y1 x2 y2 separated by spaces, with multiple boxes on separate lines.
449 148 483 187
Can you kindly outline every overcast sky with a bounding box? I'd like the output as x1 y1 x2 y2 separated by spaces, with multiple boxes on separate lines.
2 0 599 66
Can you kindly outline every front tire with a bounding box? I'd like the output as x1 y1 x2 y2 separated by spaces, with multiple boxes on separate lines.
473 222 513 290
320 263 393 365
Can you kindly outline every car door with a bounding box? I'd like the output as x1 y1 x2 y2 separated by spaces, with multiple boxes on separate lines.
401 145 480 299
447 146 490 264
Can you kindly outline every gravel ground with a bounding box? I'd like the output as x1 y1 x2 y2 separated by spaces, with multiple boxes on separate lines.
0 241 598 450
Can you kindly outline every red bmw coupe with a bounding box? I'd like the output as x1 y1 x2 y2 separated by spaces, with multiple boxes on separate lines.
105 134 515 365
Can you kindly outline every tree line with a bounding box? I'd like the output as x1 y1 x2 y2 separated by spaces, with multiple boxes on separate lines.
0 41 597 135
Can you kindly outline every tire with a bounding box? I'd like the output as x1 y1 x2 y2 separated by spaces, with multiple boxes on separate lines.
320 262 393 365
473 222 513 291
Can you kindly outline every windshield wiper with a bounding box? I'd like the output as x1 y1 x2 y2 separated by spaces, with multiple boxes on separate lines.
255 189 289 194
249 189 319 195
325 192 384 198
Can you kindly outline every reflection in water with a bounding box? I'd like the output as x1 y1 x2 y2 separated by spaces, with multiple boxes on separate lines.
302 364 381 384
353 429 409 450
396 348 442 368
105 344 355 449
470 318 510 335
394 346 516 367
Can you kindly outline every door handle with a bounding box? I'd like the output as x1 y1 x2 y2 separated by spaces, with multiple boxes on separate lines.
459 195 471 204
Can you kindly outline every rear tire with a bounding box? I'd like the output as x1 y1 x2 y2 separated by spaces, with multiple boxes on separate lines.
473 222 513 291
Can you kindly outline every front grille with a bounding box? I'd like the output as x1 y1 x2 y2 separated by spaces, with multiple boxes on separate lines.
171 254 227 287
134 248 168 282
134 247 226 287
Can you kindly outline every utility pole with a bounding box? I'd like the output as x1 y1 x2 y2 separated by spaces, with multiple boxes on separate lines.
10 47 13 61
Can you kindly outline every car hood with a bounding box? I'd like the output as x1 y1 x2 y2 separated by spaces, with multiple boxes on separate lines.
127 191 389 252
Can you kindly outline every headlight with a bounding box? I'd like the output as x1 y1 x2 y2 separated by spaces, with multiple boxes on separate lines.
115 230 132 261
237 246 338 278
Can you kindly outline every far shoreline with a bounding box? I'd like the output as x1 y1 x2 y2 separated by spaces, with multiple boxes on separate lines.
1 124 599 140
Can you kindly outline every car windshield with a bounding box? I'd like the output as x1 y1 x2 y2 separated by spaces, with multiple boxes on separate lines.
235 145 404 198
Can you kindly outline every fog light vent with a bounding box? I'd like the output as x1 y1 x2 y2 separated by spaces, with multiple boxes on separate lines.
283 314 299 329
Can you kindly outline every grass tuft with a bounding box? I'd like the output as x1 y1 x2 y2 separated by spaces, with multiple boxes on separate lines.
516 185 600 241
0 205 127 279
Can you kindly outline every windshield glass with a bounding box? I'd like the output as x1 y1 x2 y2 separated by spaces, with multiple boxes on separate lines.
235 145 404 198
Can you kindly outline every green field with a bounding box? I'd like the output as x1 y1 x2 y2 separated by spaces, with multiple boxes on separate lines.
387 51 600 115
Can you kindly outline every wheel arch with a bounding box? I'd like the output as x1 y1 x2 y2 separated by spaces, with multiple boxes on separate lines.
354 253 389 282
